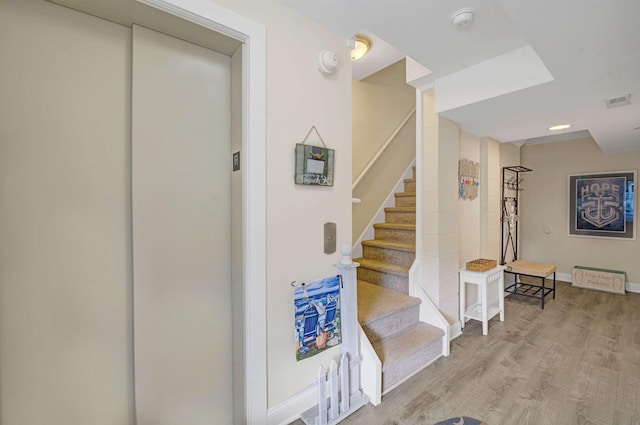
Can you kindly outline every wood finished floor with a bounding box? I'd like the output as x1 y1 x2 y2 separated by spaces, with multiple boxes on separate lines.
289 281 640 425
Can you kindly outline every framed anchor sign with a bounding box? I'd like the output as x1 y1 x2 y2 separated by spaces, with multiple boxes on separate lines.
568 170 636 239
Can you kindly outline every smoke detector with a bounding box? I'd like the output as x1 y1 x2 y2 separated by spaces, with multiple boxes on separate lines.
450 8 475 29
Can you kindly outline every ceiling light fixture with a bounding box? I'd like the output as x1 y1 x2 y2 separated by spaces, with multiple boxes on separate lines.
549 124 571 131
351 36 370 61
450 8 475 29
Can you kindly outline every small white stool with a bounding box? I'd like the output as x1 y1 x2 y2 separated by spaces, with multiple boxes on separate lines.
459 266 505 336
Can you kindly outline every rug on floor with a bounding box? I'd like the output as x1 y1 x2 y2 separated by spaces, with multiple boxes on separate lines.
434 417 487 425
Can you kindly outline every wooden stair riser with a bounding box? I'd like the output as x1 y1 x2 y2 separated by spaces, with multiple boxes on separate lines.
379 336 442 393
384 209 416 224
357 268 409 294
374 227 415 244
362 304 420 344
394 193 416 207
362 245 415 268
403 179 416 192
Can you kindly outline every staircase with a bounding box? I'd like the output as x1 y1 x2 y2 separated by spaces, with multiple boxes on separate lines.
355 168 444 394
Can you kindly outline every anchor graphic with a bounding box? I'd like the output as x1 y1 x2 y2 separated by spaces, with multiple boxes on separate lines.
580 195 620 228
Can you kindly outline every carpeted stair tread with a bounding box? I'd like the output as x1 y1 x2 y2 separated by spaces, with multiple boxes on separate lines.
403 178 416 183
373 322 444 375
384 206 416 213
394 192 416 198
373 222 415 230
353 257 409 276
361 239 415 253
357 280 420 325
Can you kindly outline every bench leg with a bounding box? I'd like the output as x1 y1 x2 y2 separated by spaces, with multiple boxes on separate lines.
541 276 545 309
553 272 556 299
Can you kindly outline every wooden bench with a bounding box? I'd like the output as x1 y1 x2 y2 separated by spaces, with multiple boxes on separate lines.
504 260 556 309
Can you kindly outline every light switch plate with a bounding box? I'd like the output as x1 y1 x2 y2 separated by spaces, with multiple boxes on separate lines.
324 222 336 254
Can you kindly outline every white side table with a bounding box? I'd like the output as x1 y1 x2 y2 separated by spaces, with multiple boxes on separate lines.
459 266 505 336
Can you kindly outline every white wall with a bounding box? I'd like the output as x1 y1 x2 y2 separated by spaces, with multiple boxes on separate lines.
420 89 460 323
458 131 481 266
0 1 134 423
521 137 640 283
204 0 353 408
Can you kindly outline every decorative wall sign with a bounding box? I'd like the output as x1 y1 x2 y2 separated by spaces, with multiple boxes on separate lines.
572 266 626 295
568 170 636 239
458 159 479 200
294 276 342 361
295 126 334 186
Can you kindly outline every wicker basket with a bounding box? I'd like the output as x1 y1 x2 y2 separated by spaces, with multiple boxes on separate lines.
466 258 497 272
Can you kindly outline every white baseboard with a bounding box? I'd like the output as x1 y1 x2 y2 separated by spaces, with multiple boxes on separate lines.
627 281 640 293
552 272 639 294
267 383 317 425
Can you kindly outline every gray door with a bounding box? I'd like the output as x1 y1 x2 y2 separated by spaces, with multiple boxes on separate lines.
132 24 233 425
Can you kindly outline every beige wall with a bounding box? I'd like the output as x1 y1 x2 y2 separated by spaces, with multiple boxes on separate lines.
352 114 415 242
0 1 134 423
211 0 353 408
521 137 640 282
352 59 416 178
352 60 416 242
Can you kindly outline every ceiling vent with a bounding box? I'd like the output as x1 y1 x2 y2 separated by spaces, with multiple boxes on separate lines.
605 94 631 109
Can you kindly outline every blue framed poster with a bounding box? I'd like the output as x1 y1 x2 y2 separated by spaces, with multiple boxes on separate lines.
568 170 636 239
294 275 342 361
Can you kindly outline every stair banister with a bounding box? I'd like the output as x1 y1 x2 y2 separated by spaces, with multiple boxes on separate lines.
352 107 416 190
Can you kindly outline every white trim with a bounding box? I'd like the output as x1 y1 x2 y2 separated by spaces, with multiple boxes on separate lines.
359 325 382 406
138 1 267 423
449 321 463 340
414 89 423 267
266 384 317 425
409 260 451 356
627 281 640 293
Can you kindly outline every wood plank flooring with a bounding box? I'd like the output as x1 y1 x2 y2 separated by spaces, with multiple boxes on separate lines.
289 281 640 425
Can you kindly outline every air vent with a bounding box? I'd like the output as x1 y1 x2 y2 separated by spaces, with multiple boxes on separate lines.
605 94 631 109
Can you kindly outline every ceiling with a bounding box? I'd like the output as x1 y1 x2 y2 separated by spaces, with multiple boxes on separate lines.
277 0 640 153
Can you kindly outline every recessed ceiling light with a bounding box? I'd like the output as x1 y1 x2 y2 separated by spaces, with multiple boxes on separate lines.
351 36 370 61
549 124 571 131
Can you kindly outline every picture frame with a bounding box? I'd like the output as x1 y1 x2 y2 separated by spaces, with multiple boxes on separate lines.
568 170 636 240
295 143 334 186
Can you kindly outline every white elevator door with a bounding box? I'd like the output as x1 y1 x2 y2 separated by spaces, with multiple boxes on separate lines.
131 25 232 425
